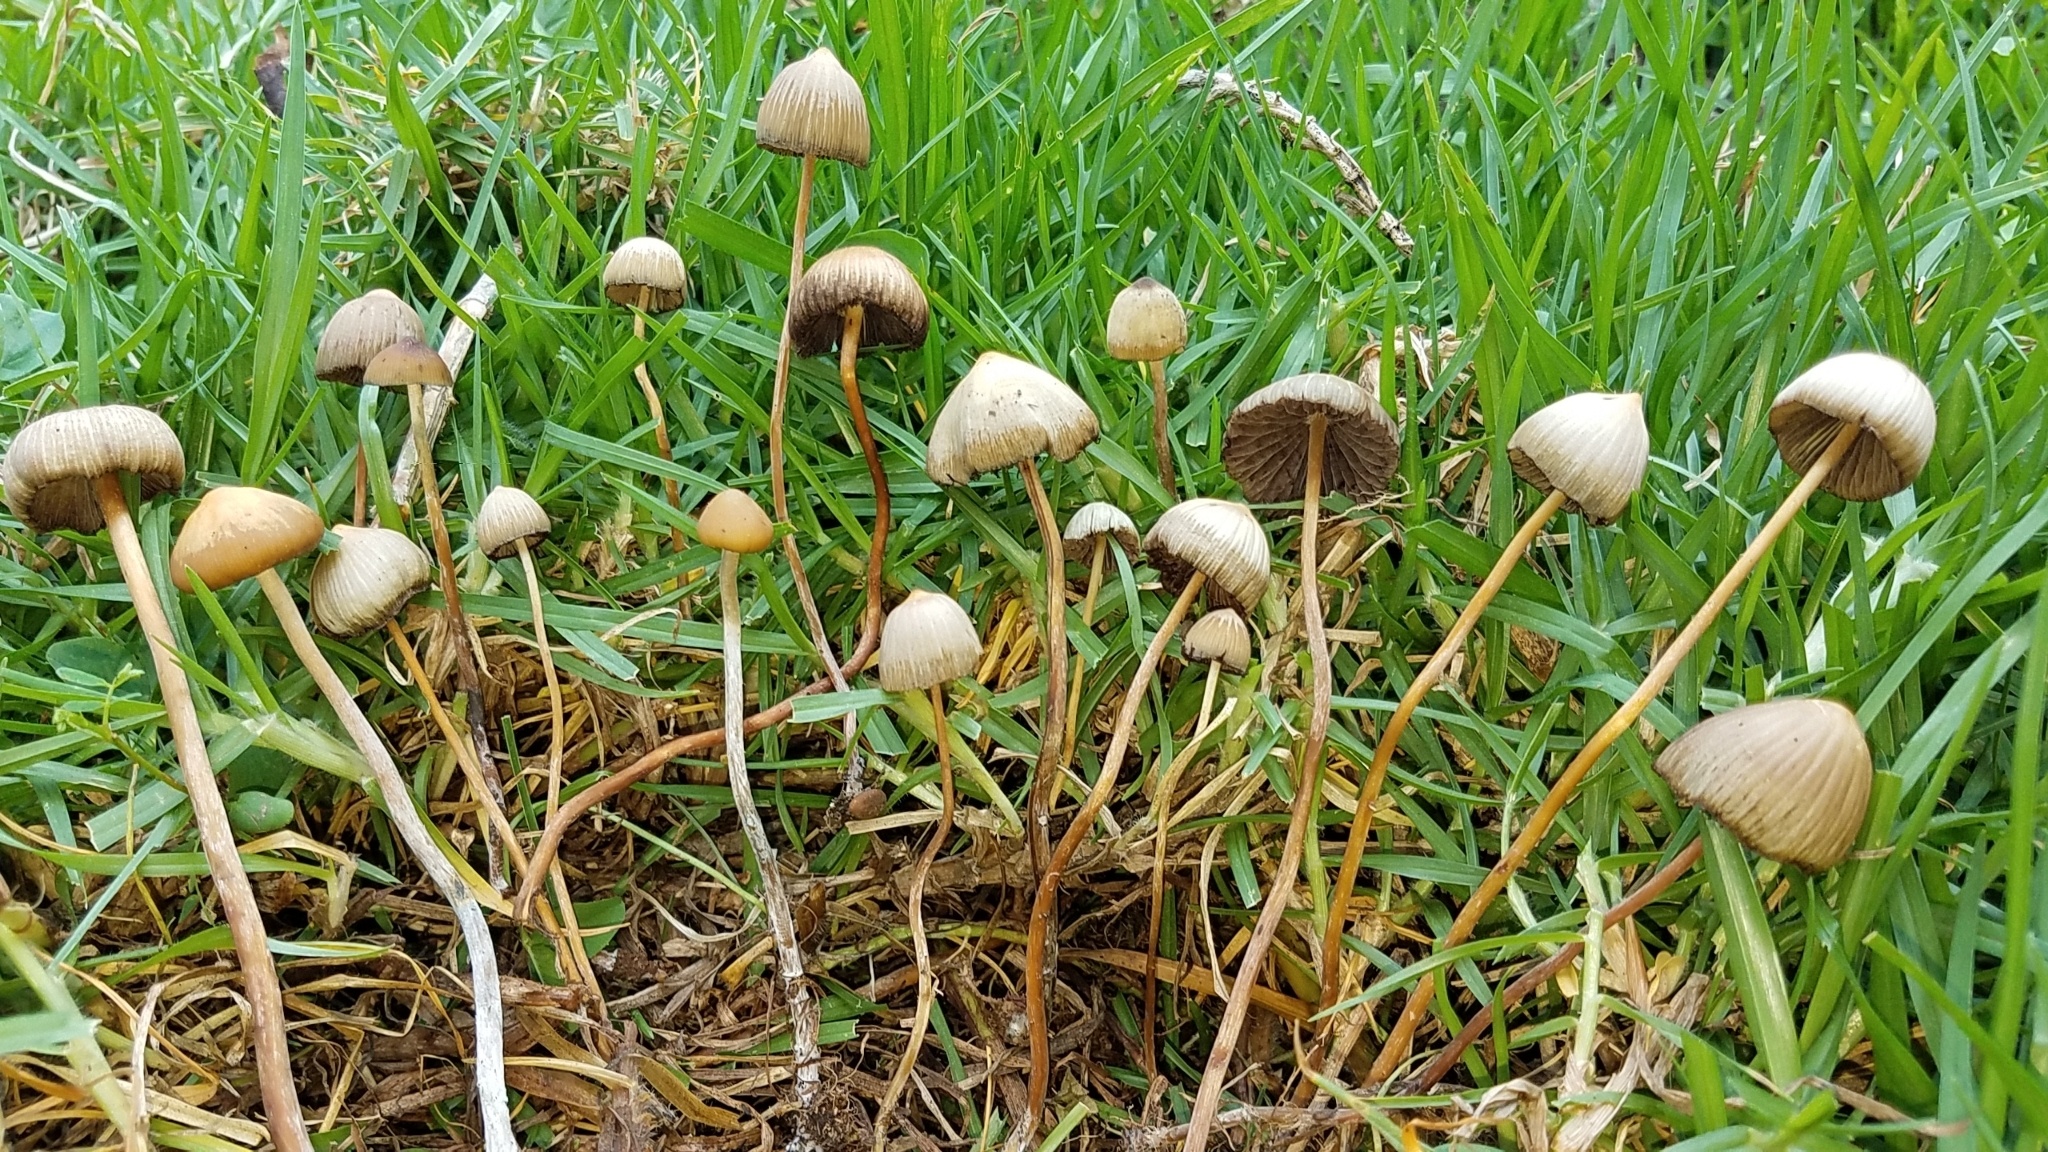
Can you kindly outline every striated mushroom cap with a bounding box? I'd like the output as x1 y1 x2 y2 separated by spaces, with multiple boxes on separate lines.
1768 351 1935 502
2 405 186 534
1144 498 1270 611
698 489 774 555
756 47 870 166
878 590 983 692
1062 502 1139 556
1183 609 1251 675
1106 277 1187 362
475 486 550 560
924 352 1100 485
170 486 323 592
787 246 929 356
1654 697 1873 872
362 338 453 391
1222 373 1400 503
314 289 427 384
310 525 432 638
1507 391 1651 525
603 236 689 313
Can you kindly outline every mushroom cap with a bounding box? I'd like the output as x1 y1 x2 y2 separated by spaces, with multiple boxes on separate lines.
1654 698 1872 872
475 486 550 560
787 246 929 357
1183 608 1251 674
756 46 870 166
361 338 453 390
170 486 323 592
313 289 427 385
1768 351 1934 502
2 405 186 534
1506 391 1650 525
1222 373 1400 503
1144 498 1271 611
878 590 983 692
1106 276 1188 362
925 352 1101 485
1062 501 1139 555
310 525 432 638
602 236 689 313
699 488 774 555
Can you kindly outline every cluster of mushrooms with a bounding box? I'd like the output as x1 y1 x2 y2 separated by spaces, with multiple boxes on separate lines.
0 36 1942 1152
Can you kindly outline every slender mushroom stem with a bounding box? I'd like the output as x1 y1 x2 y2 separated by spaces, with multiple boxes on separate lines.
93 475 311 1152
1147 358 1176 500
633 300 688 555
515 540 568 824
256 569 515 1152
1061 535 1109 765
1361 419 1863 1086
1143 654 1227 1078
1019 464 1068 882
353 441 368 527
838 306 890 649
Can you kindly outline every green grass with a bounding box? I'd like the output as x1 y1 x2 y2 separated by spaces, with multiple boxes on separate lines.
2 0 2045 1148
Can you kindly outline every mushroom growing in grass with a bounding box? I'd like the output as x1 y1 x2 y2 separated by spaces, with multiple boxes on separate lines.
1106 276 1189 499
171 487 515 1152
1021 497 1269 1138
362 339 475 671
0 408 313 1152
1060 501 1139 759
601 236 691 554
1364 351 1934 1085
314 289 425 525
474 485 564 814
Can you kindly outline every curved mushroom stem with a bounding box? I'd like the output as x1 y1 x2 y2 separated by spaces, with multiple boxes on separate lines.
256 569 514 1152
1018 464 1068 883
514 540 568 824
835 304 891 803
633 298 688 555
1023 576 1205 1141
1143 654 1225 1078
1359 419 1863 1087
1147 358 1176 500
1060 535 1109 766
94 476 312 1152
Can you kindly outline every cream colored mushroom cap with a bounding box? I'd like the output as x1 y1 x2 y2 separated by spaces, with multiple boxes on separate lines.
924 352 1101 484
170 486 323 592
314 289 427 384
2 405 186 534
1106 276 1187 362
1222 373 1400 503
1506 391 1650 525
878 590 983 692
1183 609 1251 674
602 236 689 313
475 486 551 560
1062 502 1139 555
310 525 432 638
1144 498 1270 611
699 489 774 555
756 46 870 166
1768 351 1934 502
1654 698 1872 872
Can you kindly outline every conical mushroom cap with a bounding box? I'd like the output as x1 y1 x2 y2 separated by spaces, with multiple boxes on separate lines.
314 289 427 384
1507 391 1650 525
924 352 1101 485
170 486 323 592
1768 352 1934 502
602 236 689 313
361 338 453 390
756 46 870 167
699 488 774 555
1654 698 1872 872
1145 498 1270 611
310 525 432 638
878 590 983 692
2 405 186 534
1222 373 1400 503
1062 501 1138 555
1106 276 1187 362
475 486 550 560
1183 608 1251 674
787 246 929 356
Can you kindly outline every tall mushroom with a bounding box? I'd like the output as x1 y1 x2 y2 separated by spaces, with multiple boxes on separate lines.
314 289 425 525
474 485 564 812
0 408 312 1152
170 487 515 1152
1060 501 1139 761
1106 276 1189 499
601 236 691 554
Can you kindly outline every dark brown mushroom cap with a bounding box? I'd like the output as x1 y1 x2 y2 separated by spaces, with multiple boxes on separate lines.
787 246 929 356
756 47 870 166
1222 373 1400 503
1768 352 1935 502
602 237 689 313
170 486 324 592
1144 498 1271 611
2 405 186 534
314 289 427 384
1654 698 1872 872
361 338 454 390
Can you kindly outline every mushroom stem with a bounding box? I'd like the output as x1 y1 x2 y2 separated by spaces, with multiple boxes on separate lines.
1019 464 1068 883
353 441 368 527
1143 654 1227 1078
838 305 890 649
1060 535 1109 765
93 475 311 1152
515 540 568 824
256 568 515 1152
1147 358 1176 500
633 301 689 555
1023 576 1205 1139
1360 418 1862 1087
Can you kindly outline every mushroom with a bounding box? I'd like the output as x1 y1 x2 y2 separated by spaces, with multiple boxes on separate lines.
170 487 516 1152
601 236 691 553
1364 351 1934 1085
0 407 313 1152
871 590 983 1142
1657 697 1871 873
475 485 565 815
313 289 426 524
1106 276 1189 498
1059 500 1139 760
1021 497 1269 1137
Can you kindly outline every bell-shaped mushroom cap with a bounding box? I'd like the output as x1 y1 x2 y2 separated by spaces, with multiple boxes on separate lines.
1145 498 1270 611
1222 373 1400 503
170 486 323 592
2 405 186 534
1768 351 1934 502
475 486 550 560
1506 391 1650 525
361 338 453 391
1654 698 1872 872
756 46 870 167
878 590 983 692
787 246 929 356
925 352 1101 485
602 236 689 313
699 488 774 555
310 525 432 638
1106 277 1188 362
1183 608 1251 675
1062 501 1139 555
314 289 427 384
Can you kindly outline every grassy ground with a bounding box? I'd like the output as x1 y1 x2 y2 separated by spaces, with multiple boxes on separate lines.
2 0 2046 1148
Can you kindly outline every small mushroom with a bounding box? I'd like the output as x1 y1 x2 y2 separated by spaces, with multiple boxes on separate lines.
476 485 566 819
362 338 473 671
1059 500 1140 760
1656 698 1871 872
314 289 427 524
601 236 691 553
1106 276 1189 499
309 525 432 638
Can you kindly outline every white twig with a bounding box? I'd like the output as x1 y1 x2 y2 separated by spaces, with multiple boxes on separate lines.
390 273 499 505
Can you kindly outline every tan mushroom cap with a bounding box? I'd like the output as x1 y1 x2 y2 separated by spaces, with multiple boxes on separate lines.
699 488 774 555
1654 698 1872 872
310 525 432 638
1183 609 1251 675
1222 373 1400 503
1062 501 1139 555
475 486 550 560
1507 391 1650 525
361 338 453 390
170 486 323 592
1145 498 1270 611
878 590 984 692
1768 351 1935 502
787 246 929 356
602 236 689 313
314 289 427 384
1106 276 1188 362
2 405 186 534
756 46 870 166
925 352 1101 485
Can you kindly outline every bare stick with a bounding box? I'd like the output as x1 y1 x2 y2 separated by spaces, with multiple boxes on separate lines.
633 304 688 555
1147 359 1177 499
